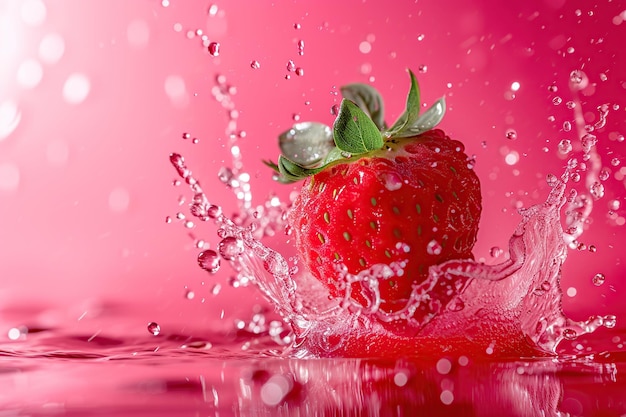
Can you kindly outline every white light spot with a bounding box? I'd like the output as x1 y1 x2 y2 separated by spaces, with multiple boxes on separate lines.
393 371 409 387
440 390 454 405
0 162 20 192
164 75 188 107
109 187 130 212
17 59 43 88
0 100 21 141
39 33 65 64
511 81 521 91
505 151 519 165
566 287 577 297
260 375 290 406
63 73 91 104
46 140 69 166
436 358 452 374
127 19 150 48
21 0 46 26
359 41 372 54
8 328 22 340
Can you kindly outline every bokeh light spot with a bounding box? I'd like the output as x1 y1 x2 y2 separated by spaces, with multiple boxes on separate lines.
127 19 150 48
0 162 20 192
39 33 65 64
0 100 21 141
17 59 43 88
109 187 131 213
63 73 91 104
20 0 46 26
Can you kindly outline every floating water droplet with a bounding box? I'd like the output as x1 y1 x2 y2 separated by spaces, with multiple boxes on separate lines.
558 139 572 154
147 322 161 336
505 129 517 140
552 97 562 105
548 85 558 93
562 121 572 132
418 64 427 73
590 181 605 200
592 273 605 286
566 101 576 110
185 289 195 299
546 173 559 187
198 249 221 273
263 251 289 276
417 34 425 41
250 60 260 69
569 69 588 90
603 315 617 329
218 236 244 260
295 67 304 76
489 246 503 257
297 39 305 55
208 42 220 56
581 133 597 154
426 240 442 255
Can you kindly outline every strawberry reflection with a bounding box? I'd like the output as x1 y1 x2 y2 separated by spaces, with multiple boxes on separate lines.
236 357 619 417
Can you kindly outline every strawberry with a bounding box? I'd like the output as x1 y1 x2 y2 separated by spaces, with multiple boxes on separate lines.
267 70 481 336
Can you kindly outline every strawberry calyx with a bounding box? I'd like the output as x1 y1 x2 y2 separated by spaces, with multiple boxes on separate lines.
265 69 446 183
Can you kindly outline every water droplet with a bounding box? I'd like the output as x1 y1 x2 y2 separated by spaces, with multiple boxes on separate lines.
263 251 289 275
590 181 605 200
505 129 517 140
603 315 617 329
426 240 442 255
489 246 503 257
546 173 559 187
185 289 195 299
286 60 295 72
417 34 425 41
562 121 572 132
592 273 605 286
250 60 260 69
218 236 244 260
552 96 562 105
198 249 221 273
548 85 558 93
208 42 220 56
297 39 305 55
566 101 576 110
563 328 577 340
569 69 588 90
295 67 304 76
558 139 572 154
418 64 428 73
147 322 161 336
380 172 403 191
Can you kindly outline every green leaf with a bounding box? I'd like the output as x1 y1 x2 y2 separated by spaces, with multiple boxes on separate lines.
386 69 421 137
340 83 385 130
278 122 334 167
392 97 446 138
333 99 384 155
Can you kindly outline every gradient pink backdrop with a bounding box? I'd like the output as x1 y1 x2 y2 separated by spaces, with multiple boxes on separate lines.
0 0 624 342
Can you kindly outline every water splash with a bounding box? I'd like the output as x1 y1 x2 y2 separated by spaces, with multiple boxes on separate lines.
169 74 614 358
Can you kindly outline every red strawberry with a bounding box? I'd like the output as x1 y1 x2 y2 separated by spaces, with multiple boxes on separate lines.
267 70 481 336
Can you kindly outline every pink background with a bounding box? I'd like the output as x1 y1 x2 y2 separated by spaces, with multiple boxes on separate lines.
0 0 624 341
